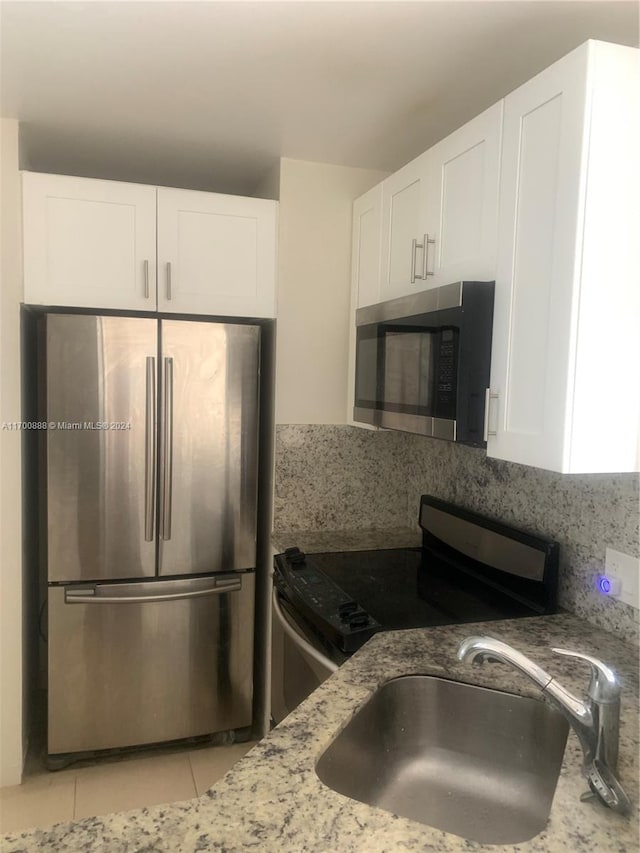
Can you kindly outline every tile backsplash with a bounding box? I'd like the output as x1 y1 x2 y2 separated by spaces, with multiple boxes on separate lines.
274 425 640 644
274 425 409 530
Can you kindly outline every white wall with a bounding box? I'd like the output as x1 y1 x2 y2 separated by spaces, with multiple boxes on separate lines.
254 161 281 201
0 118 24 786
274 158 387 424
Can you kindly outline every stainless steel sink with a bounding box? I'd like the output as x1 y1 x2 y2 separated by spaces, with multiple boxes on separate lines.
315 675 569 845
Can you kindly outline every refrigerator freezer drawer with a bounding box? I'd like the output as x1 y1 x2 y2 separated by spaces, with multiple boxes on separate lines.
48 573 255 755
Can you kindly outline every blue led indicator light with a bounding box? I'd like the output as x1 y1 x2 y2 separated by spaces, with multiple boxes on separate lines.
599 577 612 594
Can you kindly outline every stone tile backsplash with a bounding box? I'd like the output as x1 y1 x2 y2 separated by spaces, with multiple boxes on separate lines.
274 425 640 644
274 425 409 530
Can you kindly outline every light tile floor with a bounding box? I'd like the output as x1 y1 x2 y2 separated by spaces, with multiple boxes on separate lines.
0 741 256 836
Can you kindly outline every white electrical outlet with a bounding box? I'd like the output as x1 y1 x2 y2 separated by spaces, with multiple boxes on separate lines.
604 548 640 609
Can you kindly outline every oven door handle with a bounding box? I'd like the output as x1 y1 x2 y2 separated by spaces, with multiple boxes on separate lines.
272 588 339 674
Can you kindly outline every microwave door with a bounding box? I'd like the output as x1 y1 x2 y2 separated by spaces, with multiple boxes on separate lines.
382 328 435 414
353 324 436 430
354 326 381 413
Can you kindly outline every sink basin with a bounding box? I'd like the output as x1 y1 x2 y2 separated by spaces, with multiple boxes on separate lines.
315 675 569 845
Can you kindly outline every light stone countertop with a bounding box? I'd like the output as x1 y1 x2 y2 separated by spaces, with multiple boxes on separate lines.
3 613 638 852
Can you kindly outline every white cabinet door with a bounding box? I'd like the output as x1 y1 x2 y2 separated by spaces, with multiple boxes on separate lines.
379 152 430 301
157 188 277 318
488 47 589 471
352 184 383 309
346 185 383 427
23 173 157 311
425 102 502 287
488 41 639 473
568 43 640 473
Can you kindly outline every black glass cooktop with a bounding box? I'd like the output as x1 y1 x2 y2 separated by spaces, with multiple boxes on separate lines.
307 546 538 629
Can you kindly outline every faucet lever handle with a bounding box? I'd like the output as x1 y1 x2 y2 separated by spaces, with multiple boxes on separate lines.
551 648 621 703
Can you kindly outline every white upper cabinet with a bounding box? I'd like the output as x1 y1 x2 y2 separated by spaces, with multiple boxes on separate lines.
487 41 640 473
157 188 277 318
22 173 278 318
23 173 157 311
377 105 502 303
346 185 383 426
379 151 430 301
352 184 383 309
425 102 502 287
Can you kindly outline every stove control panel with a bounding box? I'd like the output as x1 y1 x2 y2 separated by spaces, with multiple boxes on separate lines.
274 548 380 654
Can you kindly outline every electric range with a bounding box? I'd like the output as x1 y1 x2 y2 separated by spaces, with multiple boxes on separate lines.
273 495 559 664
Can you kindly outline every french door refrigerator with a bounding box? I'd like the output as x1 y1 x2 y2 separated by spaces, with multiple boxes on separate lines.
42 313 259 755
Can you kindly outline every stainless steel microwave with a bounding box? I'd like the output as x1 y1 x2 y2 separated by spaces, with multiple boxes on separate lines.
353 281 494 446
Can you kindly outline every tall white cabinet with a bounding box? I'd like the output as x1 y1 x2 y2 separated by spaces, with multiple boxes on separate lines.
487 41 640 473
22 173 278 318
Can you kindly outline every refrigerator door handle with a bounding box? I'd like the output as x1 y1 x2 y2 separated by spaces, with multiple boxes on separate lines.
144 356 156 542
64 577 242 605
161 356 174 541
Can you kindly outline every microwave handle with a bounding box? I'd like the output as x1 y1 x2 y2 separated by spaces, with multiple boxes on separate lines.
483 388 499 441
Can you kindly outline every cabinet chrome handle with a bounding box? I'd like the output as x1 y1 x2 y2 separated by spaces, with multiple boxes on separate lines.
161 357 174 540
422 233 435 278
412 235 436 281
144 357 156 541
411 234 436 284
483 388 499 441
144 259 150 299
166 261 172 301
410 238 418 283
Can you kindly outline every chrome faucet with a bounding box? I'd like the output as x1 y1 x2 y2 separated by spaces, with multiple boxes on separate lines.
457 636 630 814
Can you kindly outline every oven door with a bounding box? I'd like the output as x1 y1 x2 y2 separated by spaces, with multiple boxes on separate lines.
270 590 338 725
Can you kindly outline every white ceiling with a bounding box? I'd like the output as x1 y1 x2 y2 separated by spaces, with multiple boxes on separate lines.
1 1 638 195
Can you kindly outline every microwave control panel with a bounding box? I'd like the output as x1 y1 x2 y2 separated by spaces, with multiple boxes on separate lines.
435 328 459 418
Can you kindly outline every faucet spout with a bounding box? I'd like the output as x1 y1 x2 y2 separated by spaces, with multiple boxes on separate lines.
456 635 630 815
457 636 555 691
457 636 591 727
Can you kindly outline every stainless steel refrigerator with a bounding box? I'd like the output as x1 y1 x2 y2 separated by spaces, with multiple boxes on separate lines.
42 313 259 755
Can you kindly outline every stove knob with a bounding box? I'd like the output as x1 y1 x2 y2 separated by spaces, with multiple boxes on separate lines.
349 612 370 630
338 601 358 622
284 547 306 567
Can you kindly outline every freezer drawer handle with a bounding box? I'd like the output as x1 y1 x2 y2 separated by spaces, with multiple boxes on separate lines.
64 578 242 605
